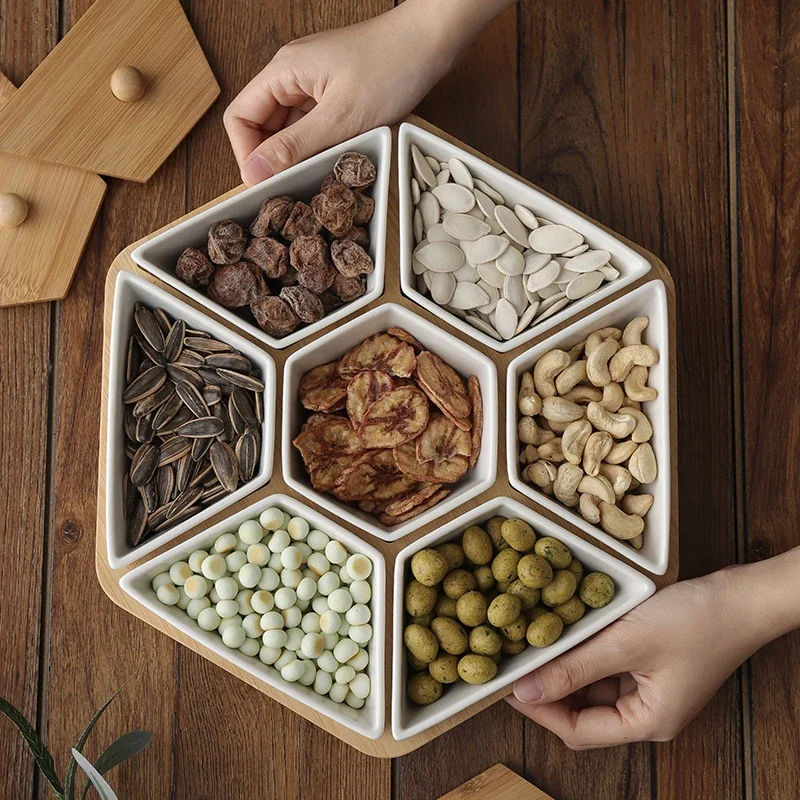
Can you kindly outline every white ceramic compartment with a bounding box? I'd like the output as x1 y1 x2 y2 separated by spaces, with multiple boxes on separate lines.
398 123 652 353
120 493 386 740
506 280 670 575
132 127 392 350
391 495 655 740
107 271 276 569
282 303 498 542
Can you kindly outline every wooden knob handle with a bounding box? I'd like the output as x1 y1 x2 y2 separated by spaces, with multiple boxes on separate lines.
0 193 28 228
110 66 146 102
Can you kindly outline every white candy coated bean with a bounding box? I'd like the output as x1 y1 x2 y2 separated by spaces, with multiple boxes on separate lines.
216 600 239 619
275 649 295 670
350 580 372 605
259 507 284 530
322 632 339 651
346 554 372 581
307 552 330 577
311 596 329 615
238 518 264 545
296 576 317 601
346 603 371 626
184 575 208 600
169 562 192 586
258 568 280 591
280 569 302 589
327 588 353 613
349 673 371 700
319 610 341 634
152 572 172 591
262 629 287 648
325 540 348 565
260 611 284 630
338 621 350 638
218 615 243 634
314 670 333 695
267 552 283 571
350 648 369 672
301 612 321 634
238 564 261 589
333 638 359 664
251 590 274 614
329 682 349 703
296 598 310 612
281 606 302 628
298 660 316 686
214 532 238 554
301 632 325 659
177 588 190 610
259 645 281 665
222 626 246 649
346 693 365 709
296 542 312 562
209 588 220 603
274 587 296 610
156 584 179 605
187 597 210 620
247 543 270 566
307 530 329 551
225 550 247 572
214 577 236 601
349 623 373 645
197 607 220 631
201 554 226 581
268 530 290 553
317 572 340 596
188 550 208 573
243 613 263 639
239 638 260 657
338 564 354 585
335 665 355 684
285 628 304 651
281 546 302 570
317 650 339 673
236 590 254 615
287 517 310 540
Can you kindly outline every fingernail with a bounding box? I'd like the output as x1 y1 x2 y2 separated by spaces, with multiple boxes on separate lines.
513 672 544 704
242 155 273 186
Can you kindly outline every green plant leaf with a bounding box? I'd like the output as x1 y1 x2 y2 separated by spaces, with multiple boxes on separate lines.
63 686 126 800
80 731 152 799
0 696 64 797
71 750 118 800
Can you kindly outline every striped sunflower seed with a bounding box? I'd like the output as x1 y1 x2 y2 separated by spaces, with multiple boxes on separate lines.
155 504 202 532
124 406 138 442
205 352 252 372
155 465 175 507
122 365 166 403
210 440 239 492
134 333 165 367
163 319 186 362
133 382 174 418
126 337 140 385
189 462 214 488
201 484 227 504
177 416 225 438
231 387 257 426
135 414 154 444
157 436 192 466
157 407 195 436
134 303 165 353
130 443 159 486
176 381 209 418
139 480 158 514
152 392 184 431
191 436 213 462
122 472 137 519
173 350 205 369
167 486 203 520
235 431 258 482
175 453 195 493
166 363 204 389
184 336 232 353
215 369 265 392
127 498 148 546
203 385 222 406
146 505 170 532
153 307 172 335
228 395 244 436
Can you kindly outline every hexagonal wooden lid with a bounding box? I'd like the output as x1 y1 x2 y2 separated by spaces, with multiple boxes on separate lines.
0 0 219 182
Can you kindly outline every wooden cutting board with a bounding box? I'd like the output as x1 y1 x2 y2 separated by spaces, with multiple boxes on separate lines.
439 764 555 800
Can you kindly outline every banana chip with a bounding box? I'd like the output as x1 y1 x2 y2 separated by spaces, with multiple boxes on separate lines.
293 415 363 470
468 375 483 468
383 482 443 517
334 449 417 502
387 326 424 353
338 333 416 377
357 386 430 448
378 487 452 525
416 413 472 464
298 362 348 412
346 370 395 426
415 350 472 422
393 440 469 484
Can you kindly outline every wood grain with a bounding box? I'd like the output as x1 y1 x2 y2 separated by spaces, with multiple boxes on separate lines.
737 1 800 798
439 764 553 800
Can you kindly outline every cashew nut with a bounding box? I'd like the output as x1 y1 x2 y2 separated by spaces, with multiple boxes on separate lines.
624 365 657 402
604 440 638 465
620 493 654 517
518 417 555 446
555 360 587 395
600 382 625 412
622 316 650 347
609 344 659 382
599 463 633 497
599 501 644 540
542 396 585 424
579 493 601 524
623 397 641 410
543 418 570 434
578 474 616 505
538 438 566 463
619 406 653 443
518 371 542 416
554 462 583 507
561 419 593 465
628 443 658 483
582 430 613 476
561 385 603 405
586 402 636 439
585 327 622 355
523 460 557 488
533 349 570 398
519 444 540 465
630 533 644 550
567 339 586 361
586 337 620 386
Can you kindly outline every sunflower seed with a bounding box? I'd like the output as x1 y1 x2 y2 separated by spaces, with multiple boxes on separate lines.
135 413 154 444
139 479 158 514
156 465 175 507
124 441 138 461
122 472 137 519
176 381 209 418
166 485 203 520
227 395 245 436
236 432 258 482
175 453 194 493
155 504 202 532
177 416 225 438
163 319 186 362
167 363 204 389
127 498 148 546
191 436 213 462
134 303 165 352
231 387 257 426
201 485 227 504
184 336 232 354
189 461 214 488
203 385 222 406
122 366 166 403
124 406 137 442
153 307 172 334
210 440 239 492
152 392 184 431
211 403 230 442
204 352 252 372
157 436 192 466
130 443 159 486
146 505 170 532
126 337 140 385
254 392 263 423
173 349 205 369
133 383 173 418
215 369 264 392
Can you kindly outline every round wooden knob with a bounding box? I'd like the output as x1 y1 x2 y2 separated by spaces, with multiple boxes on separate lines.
0 193 28 228
110 66 146 102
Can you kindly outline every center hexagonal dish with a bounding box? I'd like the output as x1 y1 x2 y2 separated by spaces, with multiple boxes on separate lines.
282 303 498 542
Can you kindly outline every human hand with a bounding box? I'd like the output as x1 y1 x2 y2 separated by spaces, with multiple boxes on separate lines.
224 0 516 185
507 560 795 749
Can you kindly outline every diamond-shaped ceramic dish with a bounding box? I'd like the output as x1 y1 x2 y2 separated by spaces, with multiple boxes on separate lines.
95 116 678 758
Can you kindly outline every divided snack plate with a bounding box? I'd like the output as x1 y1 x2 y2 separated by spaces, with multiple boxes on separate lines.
96 116 677 756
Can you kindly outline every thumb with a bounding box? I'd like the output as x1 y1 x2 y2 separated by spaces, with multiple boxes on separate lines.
241 101 351 185
513 635 629 705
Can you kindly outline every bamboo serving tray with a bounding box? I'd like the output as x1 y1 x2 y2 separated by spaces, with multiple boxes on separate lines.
95 116 678 758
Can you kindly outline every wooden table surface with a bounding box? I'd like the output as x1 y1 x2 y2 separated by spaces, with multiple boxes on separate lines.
1 1 797 798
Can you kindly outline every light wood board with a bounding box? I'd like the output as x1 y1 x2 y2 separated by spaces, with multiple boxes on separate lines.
0 71 107 307
94 116 679 757
439 764 554 800
0 0 219 182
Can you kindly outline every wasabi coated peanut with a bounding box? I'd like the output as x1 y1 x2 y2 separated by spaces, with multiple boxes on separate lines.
541 569 577 607
434 594 459 618
517 554 553 589
456 591 488 627
500 615 527 642
405 580 438 617
404 623 439 664
407 651 428 671
430 617 469 655
526 611 564 647
501 637 527 655
457 653 498 685
411 548 449 586
579 572 616 608
485 516 509 551
491 548 521 583
554 594 586 625
487 593 522 627
534 536 572 569
500 518 537 552
469 625 501 656
442 569 476 600
566 557 584 584
408 671 443 705
506 579 540 610
436 542 465 570
428 653 460 684
461 525 493 565
473 565 495 592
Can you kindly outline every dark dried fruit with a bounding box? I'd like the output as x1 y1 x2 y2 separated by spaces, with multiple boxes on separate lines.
281 201 322 241
330 239 374 278
207 219 247 264
334 152 377 190
280 286 325 324
244 237 288 279
250 195 294 237
247 263 271 301
336 226 370 249
208 262 261 308
311 183 356 236
352 192 375 225
250 295 300 337
320 172 341 191
175 247 215 288
331 273 366 302
318 290 344 313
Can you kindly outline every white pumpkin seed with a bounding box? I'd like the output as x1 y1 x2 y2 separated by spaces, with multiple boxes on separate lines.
565 270 604 299
422 270 433 290
411 144 435 188
436 168 451 186
465 315 502 341
526 259 560 292
555 267 581 285
495 246 524 276
427 222 459 244
477 261 507 289
453 262 480 282
538 291 567 311
537 284 563 299
412 255 426 275
494 298 518 340
599 265 620 281
562 243 589 257
416 272 428 293
411 178 420 205
537 217 555 226
528 224 584 254
416 241 465 273
425 155 440 175
442 304 467 319
448 158 474 189
474 188 497 218
468 234 509 264
449 281 490 310
495 205 530 246
474 179 505 205
418 191 440 229
477 281 500 314
432 183 475 213
564 249 611 272
413 209 423 244
523 251 551 274
439 161 449 170
485 216 504 235
429 271 457 305
503 274 528 315
524 284 540 305
535 296 569 322
515 301 540 334
514 204 539 230
443 213 491 241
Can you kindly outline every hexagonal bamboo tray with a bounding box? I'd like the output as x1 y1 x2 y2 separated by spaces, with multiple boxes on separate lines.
95 115 678 757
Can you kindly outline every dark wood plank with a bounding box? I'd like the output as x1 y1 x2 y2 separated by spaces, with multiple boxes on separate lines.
518 1 738 798
737 1 800 798
0 3 58 798
395 8 525 798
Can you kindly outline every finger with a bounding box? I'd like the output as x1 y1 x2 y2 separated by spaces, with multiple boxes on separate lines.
584 677 622 708
506 696 640 750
